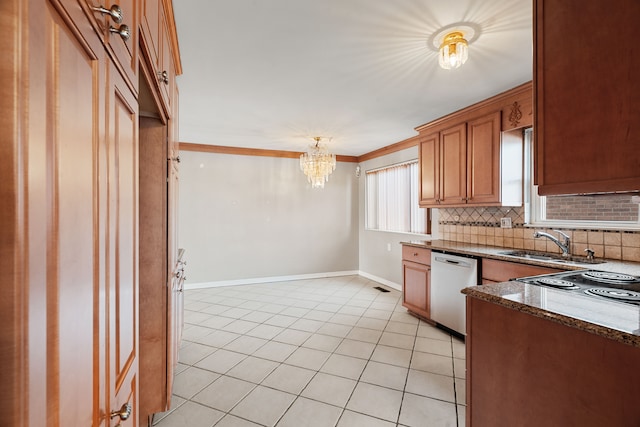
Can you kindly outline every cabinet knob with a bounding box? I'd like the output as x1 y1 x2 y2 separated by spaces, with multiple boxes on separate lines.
110 402 132 421
158 70 169 85
109 24 130 41
93 4 123 24
413 252 418 256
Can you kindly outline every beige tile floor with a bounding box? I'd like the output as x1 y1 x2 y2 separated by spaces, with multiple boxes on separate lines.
152 275 465 427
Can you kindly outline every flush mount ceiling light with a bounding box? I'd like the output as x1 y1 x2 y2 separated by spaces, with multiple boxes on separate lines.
439 31 468 69
431 25 478 70
300 137 336 189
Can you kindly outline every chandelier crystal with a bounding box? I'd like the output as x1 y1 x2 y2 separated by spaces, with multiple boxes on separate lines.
300 137 336 189
438 31 469 70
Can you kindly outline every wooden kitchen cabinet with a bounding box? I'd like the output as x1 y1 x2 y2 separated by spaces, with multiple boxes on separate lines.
500 82 533 132
466 112 501 205
534 0 640 195
418 130 440 205
2 1 182 425
140 0 161 68
419 110 515 207
64 0 138 91
419 121 467 207
466 297 640 426
417 83 530 208
138 5 183 422
481 258 562 283
439 122 467 205
2 1 141 425
139 115 183 425
402 246 432 319
104 0 138 90
139 0 180 117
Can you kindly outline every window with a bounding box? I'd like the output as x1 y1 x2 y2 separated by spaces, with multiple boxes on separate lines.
524 128 640 229
365 161 429 234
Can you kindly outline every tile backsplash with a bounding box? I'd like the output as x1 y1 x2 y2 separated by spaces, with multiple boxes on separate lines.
438 207 640 262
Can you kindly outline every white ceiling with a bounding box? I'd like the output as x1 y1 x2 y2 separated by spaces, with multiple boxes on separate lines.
173 0 532 157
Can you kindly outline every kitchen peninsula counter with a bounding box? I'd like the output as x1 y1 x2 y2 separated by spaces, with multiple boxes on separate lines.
464 284 640 426
462 281 640 348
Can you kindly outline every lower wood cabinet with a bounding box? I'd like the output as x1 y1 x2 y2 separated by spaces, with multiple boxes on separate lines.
466 297 640 426
402 246 431 319
482 258 562 283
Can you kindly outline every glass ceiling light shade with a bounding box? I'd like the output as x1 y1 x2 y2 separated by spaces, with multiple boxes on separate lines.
438 31 469 70
300 137 336 189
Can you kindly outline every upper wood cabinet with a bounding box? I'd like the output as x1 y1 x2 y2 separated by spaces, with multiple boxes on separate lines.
419 131 440 205
74 0 138 91
534 0 640 195
139 0 181 117
140 0 161 67
440 122 467 205
500 84 533 132
106 0 138 90
419 111 516 208
417 84 528 208
467 112 501 205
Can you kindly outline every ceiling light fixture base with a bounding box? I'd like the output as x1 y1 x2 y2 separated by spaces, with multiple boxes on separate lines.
429 23 480 70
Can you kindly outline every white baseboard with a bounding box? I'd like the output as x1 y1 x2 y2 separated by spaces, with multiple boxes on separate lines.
357 271 402 292
185 270 360 290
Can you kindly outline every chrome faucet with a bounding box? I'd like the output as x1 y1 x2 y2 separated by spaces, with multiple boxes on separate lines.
533 230 571 257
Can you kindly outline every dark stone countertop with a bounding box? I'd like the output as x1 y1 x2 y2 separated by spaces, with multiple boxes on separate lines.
401 240 640 347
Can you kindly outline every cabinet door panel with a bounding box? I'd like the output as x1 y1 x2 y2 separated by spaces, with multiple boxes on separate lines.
42 3 104 425
158 7 175 115
439 123 467 205
534 0 640 194
402 261 430 319
140 0 160 68
419 132 439 206
107 0 137 89
467 112 501 205
108 61 139 425
482 259 562 282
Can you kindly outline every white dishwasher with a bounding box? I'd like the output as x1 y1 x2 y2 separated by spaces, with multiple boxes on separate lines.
430 251 479 336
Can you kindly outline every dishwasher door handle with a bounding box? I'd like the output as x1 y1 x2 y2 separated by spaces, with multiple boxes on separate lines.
434 256 472 268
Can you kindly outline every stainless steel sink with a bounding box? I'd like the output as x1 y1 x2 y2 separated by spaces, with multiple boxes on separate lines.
498 250 605 265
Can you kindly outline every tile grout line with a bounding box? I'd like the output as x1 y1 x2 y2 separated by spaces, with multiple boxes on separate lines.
160 276 460 427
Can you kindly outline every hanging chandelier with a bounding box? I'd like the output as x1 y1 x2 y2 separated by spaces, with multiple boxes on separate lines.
300 137 336 189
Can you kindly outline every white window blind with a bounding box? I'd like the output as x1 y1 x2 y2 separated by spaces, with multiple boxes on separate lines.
366 161 427 234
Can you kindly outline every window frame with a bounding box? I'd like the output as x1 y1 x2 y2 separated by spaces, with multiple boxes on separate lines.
365 160 431 235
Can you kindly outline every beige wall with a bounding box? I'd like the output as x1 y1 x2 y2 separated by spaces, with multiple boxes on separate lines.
357 146 434 289
179 150 359 284
179 147 640 287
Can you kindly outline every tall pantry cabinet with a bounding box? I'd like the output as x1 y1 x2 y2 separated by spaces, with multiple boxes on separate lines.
1 0 182 426
138 0 184 424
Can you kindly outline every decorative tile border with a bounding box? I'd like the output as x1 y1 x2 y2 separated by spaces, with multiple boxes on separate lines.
438 207 640 262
